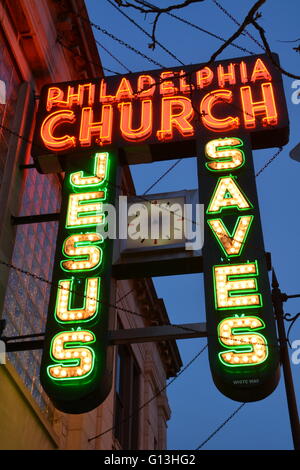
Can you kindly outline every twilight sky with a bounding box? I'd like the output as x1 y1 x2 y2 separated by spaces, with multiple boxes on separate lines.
86 0 300 450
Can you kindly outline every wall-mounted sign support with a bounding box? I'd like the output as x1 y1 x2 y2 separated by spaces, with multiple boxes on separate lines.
271 270 300 450
3 322 208 352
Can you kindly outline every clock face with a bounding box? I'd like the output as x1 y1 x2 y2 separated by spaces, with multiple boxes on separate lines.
125 196 186 251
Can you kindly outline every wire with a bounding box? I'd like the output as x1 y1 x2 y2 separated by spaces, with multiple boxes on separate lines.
116 287 136 304
95 38 132 73
142 160 182 195
255 147 283 177
195 402 246 449
88 343 208 442
211 0 264 51
56 36 120 75
106 0 185 66
167 11 256 56
78 14 165 68
0 258 147 320
0 253 283 350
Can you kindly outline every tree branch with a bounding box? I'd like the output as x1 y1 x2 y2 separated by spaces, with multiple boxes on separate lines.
114 0 206 49
251 18 300 79
208 0 265 63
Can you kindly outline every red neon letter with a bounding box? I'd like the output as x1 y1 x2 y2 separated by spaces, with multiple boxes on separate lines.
240 61 248 84
160 71 178 96
200 89 239 132
79 106 113 146
240 83 278 129
40 110 76 151
157 96 194 141
196 67 213 89
46 84 95 110
137 75 156 98
46 87 65 111
179 70 195 94
217 63 236 88
118 100 153 142
115 78 134 101
100 79 115 103
251 58 272 82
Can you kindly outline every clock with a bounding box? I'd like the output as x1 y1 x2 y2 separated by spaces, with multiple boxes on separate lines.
112 190 203 279
125 195 186 251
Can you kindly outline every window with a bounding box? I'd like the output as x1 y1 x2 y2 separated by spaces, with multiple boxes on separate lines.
0 26 21 186
114 344 140 449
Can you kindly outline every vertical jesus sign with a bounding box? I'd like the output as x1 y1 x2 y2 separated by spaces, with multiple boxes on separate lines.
198 134 279 401
39 152 117 413
33 53 289 411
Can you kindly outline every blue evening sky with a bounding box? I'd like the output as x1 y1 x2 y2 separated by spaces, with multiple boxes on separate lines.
86 0 300 450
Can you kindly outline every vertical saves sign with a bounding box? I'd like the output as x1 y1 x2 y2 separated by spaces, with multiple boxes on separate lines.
198 134 280 402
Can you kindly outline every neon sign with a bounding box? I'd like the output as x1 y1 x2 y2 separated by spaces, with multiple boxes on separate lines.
40 152 117 413
198 135 280 402
34 52 288 409
33 54 289 173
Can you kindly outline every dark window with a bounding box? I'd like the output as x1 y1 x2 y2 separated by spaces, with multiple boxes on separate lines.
114 344 140 449
0 25 21 185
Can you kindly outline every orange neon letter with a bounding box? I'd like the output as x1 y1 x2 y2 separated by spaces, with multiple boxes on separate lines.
160 71 178 96
79 106 113 146
40 110 76 151
200 90 239 132
100 79 115 103
240 83 278 129
137 75 156 98
65 84 95 108
118 100 152 142
46 84 95 110
46 87 65 111
251 58 272 82
179 70 195 94
217 63 236 88
196 67 213 89
115 77 134 101
240 61 248 84
157 96 194 141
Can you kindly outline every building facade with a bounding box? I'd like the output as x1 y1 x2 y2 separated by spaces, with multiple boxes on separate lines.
0 0 181 450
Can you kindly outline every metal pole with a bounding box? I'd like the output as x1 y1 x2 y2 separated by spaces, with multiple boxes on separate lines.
272 269 300 450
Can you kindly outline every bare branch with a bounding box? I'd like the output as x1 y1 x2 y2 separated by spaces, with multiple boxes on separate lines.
208 0 266 63
114 0 205 14
114 0 206 49
251 18 300 79
278 38 300 44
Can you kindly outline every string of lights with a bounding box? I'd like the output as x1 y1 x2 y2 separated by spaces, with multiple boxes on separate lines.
195 402 246 449
88 343 208 442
